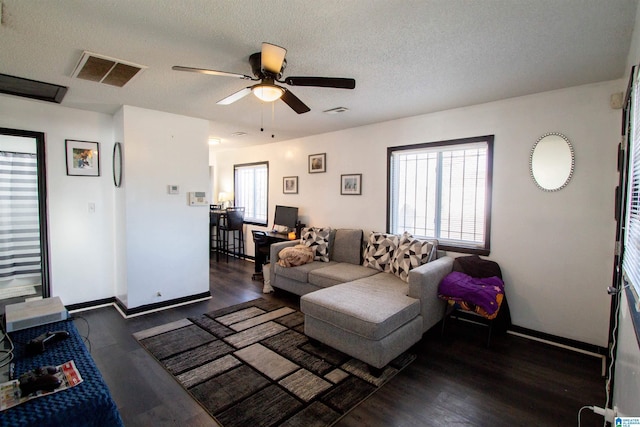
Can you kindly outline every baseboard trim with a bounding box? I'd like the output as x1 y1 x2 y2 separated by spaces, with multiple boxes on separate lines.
508 324 607 358
67 297 116 313
114 292 212 318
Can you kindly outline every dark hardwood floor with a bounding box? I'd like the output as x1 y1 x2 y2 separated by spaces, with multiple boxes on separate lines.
74 257 607 426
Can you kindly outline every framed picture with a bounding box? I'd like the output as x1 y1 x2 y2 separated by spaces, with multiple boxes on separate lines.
308 153 326 173
283 176 298 194
66 139 100 177
341 174 362 195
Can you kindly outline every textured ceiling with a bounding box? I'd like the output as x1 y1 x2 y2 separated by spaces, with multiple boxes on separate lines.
1 0 638 149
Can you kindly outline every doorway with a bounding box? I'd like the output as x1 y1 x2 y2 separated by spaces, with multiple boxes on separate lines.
0 127 50 309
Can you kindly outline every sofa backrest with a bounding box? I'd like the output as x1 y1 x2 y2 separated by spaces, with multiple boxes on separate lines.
331 229 363 265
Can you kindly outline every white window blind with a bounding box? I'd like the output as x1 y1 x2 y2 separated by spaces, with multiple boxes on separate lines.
0 151 42 299
234 162 268 225
623 68 640 295
389 136 493 253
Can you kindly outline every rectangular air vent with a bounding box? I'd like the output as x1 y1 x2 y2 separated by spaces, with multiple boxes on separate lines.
323 107 349 114
0 73 68 103
71 51 147 87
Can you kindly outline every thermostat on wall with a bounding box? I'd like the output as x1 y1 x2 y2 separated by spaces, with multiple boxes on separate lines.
188 191 208 206
167 185 179 194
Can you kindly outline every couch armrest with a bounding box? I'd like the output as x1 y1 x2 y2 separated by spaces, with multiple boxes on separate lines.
269 240 299 284
407 256 454 333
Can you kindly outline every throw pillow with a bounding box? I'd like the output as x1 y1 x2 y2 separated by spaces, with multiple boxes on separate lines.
390 233 438 282
362 232 400 272
301 227 331 262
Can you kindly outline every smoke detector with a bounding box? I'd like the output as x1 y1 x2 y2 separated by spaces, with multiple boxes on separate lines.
71 51 147 87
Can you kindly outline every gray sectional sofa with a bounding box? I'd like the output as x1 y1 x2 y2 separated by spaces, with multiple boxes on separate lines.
269 228 453 370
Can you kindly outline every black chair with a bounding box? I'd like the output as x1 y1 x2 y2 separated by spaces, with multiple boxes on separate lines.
218 207 245 262
209 205 224 258
252 230 271 281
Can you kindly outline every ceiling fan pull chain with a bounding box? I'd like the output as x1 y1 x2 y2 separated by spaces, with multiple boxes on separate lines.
260 102 264 132
271 103 275 138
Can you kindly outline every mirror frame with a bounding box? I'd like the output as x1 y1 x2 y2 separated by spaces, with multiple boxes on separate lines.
530 132 575 192
112 142 122 187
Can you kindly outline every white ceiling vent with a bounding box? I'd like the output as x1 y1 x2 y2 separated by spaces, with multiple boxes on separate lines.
71 51 147 87
323 107 349 114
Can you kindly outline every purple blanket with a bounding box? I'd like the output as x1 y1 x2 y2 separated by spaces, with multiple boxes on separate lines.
438 271 504 317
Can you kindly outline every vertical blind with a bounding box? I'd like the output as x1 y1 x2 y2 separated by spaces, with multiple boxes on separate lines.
389 139 490 251
623 67 640 296
0 151 41 298
234 162 268 225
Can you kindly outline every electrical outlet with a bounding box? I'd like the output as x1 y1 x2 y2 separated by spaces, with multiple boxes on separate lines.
156 291 162 297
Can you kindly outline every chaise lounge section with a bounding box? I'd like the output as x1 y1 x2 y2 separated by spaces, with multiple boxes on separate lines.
269 228 453 370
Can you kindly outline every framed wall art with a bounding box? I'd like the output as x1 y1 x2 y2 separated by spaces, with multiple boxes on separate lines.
341 174 362 195
66 139 100 177
308 153 326 173
283 176 298 194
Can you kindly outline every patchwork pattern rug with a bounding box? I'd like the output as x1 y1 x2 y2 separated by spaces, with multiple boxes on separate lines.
134 298 415 427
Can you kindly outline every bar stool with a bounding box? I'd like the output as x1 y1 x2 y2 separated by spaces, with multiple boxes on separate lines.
251 230 271 280
219 207 245 262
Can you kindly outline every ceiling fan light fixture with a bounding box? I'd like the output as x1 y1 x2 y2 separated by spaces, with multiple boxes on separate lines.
252 84 284 102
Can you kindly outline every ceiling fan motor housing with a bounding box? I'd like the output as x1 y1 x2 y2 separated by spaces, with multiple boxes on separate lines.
249 52 286 79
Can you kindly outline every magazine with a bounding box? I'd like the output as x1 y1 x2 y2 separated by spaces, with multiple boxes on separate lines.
0 360 83 411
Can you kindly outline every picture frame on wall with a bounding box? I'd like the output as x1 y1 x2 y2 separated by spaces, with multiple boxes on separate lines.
283 176 298 194
341 174 362 195
308 153 326 173
65 139 100 177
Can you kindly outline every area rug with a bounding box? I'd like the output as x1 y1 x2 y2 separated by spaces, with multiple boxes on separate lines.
133 298 415 427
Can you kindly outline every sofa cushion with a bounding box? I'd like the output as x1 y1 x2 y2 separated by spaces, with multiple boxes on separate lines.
362 232 400 273
390 234 437 282
351 270 409 293
301 227 332 262
274 260 338 283
308 263 379 288
301 280 420 341
332 229 363 265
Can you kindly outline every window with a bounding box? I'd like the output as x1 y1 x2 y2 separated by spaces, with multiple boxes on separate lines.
388 135 493 254
623 67 640 297
234 162 268 225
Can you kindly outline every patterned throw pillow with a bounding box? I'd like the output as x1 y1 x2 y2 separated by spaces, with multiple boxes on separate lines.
362 232 400 272
301 227 332 262
390 233 438 282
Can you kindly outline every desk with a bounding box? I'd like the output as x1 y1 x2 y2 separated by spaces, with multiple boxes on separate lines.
0 320 124 427
253 231 295 276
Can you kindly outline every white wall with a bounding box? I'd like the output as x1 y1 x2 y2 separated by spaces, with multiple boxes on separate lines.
118 106 210 309
0 98 210 310
0 96 116 305
213 80 621 347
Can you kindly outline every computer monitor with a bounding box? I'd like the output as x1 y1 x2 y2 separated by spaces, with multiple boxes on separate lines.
273 205 298 231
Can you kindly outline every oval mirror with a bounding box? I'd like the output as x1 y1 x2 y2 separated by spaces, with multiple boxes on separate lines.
112 142 122 187
530 133 574 191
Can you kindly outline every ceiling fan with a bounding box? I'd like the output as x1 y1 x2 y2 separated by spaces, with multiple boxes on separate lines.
172 42 355 114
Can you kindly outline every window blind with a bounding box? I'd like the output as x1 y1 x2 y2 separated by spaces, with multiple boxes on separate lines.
0 151 41 298
234 162 268 225
623 68 640 295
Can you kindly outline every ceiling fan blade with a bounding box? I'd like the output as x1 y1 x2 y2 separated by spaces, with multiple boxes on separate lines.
217 87 252 105
261 43 287 75
284 76 356 89
280 89 310 114
172 66 252 80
